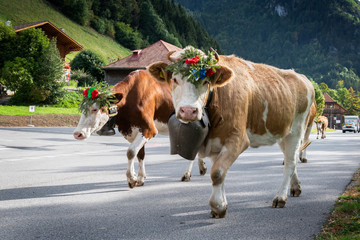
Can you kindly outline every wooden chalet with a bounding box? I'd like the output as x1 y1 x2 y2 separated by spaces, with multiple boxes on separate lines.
102 40 181 85
322 92 347 129
13 20 83 59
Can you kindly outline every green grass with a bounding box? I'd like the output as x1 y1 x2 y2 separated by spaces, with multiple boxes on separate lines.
0 105 80 116
311 128 336 133
0 0 131 64
316 170 360 240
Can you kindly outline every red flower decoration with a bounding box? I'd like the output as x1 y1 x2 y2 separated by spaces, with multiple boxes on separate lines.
185 56 200 66
83 88 89 97
91 89 99 99
206 68 215 77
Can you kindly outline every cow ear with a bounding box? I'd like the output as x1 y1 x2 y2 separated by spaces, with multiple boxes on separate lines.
209 65 234 87
147 62 172 83
114 93 123 102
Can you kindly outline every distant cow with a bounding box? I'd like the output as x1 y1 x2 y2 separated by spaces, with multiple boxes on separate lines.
73 70 207 188
148 46 316 218
315 116 328 139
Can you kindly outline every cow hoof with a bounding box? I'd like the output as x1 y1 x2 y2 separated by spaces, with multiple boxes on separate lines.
272 197 287 208
137 181 144 187
127 180 138 189
209 208 227 218
199 166 207 176
300 158 307 163
290 187 302 197
181 173 191 182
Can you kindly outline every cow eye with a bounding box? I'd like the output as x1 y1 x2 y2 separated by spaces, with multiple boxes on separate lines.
91 108 98 113
173 78 178 85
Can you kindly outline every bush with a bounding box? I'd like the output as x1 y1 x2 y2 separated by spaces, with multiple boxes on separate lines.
1 57 33 91
70 69 96 87
55 90 83 108
70 50 105 82
90 16 106 34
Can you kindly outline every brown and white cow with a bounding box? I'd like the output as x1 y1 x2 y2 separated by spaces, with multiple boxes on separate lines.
315 116 328 139
73 70 207 188
148 46 316 218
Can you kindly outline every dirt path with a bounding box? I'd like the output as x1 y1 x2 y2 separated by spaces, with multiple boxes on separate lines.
0 115 80 127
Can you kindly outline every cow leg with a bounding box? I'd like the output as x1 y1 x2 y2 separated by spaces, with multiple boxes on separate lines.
126 132 149 188
275 134 302 208
181 156 207 182
209 138 249 218
181 160 194 182
299 123 312 163
198 156 207 175
316 128 319 139
137 146 146 186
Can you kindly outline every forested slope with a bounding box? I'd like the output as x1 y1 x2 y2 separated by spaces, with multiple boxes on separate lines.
177 0 360 92
47 0 221 52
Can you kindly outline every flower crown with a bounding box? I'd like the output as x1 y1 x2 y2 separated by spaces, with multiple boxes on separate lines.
165 48 220 88
79 83 116 116
314 118 322 123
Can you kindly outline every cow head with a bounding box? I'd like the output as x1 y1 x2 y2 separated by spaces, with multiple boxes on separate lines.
148 46 233 123
73 87 117 140
314 118 322 131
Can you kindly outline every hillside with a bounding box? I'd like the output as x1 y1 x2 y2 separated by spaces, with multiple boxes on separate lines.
0 0 131 64
176 0 360 91
46 0 222 53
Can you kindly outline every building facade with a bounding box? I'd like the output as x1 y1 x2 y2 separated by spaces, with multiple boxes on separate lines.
322 93 347 129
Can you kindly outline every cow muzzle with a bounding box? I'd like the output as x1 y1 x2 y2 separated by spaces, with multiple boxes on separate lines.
177 106 200 122
73 131 86 140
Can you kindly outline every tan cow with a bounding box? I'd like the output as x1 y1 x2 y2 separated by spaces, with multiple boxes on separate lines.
315 116 328 139
73 70 207 188
148 46 316 218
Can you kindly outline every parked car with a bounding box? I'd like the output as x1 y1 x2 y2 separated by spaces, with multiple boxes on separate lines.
342 115 360 133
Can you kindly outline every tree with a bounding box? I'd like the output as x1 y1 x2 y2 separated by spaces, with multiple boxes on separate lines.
312 80 325 117
34 39 65 104
139 0 181 46
318 82 329 94
343 87 360 115
114 22 142 50
1 57 33 92
0 26 65 104
335 87 349 107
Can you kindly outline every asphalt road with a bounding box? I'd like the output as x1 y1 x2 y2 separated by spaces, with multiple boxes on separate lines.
0 128 359 240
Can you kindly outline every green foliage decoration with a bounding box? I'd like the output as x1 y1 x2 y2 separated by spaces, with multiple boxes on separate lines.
79 82 117 116
165 47 219 88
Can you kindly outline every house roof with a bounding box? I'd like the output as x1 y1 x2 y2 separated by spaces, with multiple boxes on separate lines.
102 40 181 70
324 92 337 103
13 20 83 56
323 93 347 113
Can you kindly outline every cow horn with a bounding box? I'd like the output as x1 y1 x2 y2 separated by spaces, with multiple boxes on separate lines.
210 47 219 62
167 51 176 62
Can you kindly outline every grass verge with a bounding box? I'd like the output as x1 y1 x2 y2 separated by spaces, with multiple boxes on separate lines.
0 105 80 116
316 169 360 239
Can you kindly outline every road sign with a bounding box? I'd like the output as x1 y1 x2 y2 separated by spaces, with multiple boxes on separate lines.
29 106 35 112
